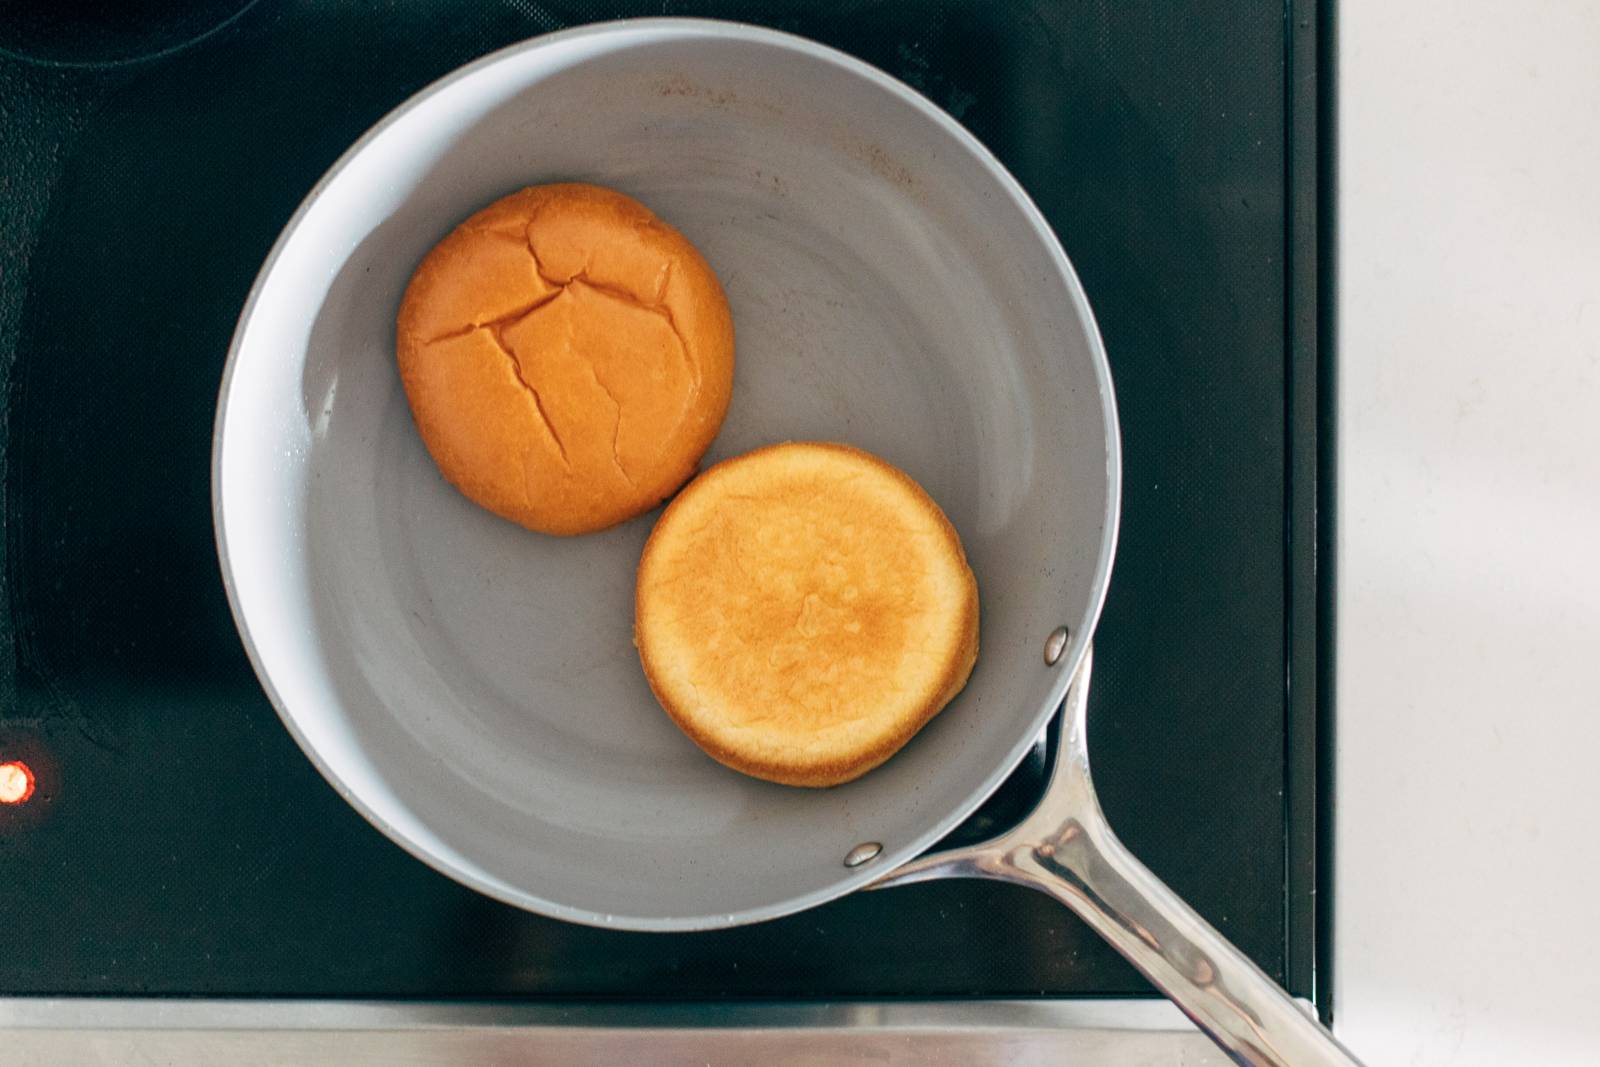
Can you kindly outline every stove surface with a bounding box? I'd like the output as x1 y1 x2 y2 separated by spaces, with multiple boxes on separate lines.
0 0 1324 1001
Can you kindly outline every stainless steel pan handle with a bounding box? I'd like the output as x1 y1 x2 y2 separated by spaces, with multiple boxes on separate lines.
871 649 1364 1067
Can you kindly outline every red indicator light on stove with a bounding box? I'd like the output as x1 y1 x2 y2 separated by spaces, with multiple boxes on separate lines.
0 760 35 805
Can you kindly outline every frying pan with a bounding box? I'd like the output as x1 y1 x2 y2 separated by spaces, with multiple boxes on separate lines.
212 19 1361 1066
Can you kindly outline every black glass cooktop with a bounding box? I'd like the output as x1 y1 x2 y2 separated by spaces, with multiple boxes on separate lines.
0 0 1329 1006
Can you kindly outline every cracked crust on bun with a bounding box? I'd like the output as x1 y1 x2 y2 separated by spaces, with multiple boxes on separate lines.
397 183 735 535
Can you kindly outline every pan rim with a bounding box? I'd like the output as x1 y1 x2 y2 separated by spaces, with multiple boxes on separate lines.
211 16 1123 932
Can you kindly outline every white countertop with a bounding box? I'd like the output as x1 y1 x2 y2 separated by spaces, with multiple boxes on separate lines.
1336 2 1600 1063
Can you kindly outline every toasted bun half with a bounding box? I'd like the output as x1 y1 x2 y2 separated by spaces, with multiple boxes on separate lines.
635 442 979 787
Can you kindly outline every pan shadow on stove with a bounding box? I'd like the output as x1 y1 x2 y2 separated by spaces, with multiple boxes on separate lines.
420 715 1116 998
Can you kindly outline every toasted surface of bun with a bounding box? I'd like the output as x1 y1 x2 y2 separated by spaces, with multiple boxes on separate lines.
397 183 735 534
635 442 980 787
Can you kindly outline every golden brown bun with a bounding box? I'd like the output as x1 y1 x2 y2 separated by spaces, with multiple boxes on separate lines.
635 442 980 787
396 183 735 535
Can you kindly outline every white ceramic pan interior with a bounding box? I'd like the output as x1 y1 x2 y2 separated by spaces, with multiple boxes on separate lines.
213 20 1117 930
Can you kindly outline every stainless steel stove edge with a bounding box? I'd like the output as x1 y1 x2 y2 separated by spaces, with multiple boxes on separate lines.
1 997 1222 1064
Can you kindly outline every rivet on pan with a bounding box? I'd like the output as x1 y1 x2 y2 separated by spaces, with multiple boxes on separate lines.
1044 625 1070 666
844 842 883 868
